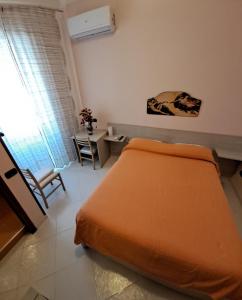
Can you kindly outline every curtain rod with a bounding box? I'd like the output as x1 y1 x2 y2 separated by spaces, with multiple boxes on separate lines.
0 3 63 12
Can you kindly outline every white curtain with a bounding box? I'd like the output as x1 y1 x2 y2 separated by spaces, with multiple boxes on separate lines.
0 5 77 172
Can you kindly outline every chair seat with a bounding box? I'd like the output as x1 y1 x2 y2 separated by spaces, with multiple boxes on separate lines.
26 169 54 187
80 146 97 155
34 168 54 182
39 171 59 188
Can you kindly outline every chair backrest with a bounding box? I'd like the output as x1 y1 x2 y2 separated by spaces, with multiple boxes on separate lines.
21 169 40 188
74 136 94 152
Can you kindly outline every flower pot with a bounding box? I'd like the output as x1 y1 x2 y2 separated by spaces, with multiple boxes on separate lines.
86 122 93 135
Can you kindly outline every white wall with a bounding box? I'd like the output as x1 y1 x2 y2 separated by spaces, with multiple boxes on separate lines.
64 0 242 137
65 0 242 137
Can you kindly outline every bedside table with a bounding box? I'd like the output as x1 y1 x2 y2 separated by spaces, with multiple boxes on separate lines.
104 135 128 155
215 148 242 161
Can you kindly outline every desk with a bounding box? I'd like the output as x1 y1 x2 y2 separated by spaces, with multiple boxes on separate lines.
72 130 110 167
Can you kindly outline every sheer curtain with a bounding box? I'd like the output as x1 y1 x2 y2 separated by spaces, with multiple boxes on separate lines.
0 14 54 172
0 5 77 172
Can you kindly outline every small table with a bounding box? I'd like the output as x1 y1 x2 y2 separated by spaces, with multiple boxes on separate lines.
215 148 242 161
72 130 110 168
104 135 128 155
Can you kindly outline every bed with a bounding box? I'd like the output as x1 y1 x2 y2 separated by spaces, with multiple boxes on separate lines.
75 138 242 300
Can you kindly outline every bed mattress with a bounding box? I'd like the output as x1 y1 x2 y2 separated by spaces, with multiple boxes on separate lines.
75 138 242 300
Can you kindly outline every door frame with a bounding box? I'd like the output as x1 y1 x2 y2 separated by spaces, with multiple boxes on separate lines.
0 132 46 233
0 176 37 233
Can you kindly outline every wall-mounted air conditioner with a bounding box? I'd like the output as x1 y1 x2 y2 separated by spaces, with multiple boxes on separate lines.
67 6 116 40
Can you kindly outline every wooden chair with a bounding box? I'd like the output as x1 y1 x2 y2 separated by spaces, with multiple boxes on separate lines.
21 169 66 209
74 136 97 170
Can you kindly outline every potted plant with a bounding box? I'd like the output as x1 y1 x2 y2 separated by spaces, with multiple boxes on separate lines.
79 108 97 135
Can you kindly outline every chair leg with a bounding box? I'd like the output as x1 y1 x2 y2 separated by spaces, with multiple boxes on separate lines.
59 174 66 191
79 155 83 166
40 190 49 209
92 155 95 170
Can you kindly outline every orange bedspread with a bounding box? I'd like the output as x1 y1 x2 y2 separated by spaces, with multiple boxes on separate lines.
75 138 242 300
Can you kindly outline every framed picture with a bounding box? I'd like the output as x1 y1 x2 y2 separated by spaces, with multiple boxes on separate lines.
147 91 202 117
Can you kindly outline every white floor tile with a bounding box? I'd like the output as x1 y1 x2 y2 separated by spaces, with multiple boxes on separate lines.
16 286 30 300
0 289 17 300
55 228 85 272
18 237 56 286
54 255 97 300
109 283 145 300
137 277 195 300
0 245 23 293
90 251 140 300
32 274 56 300
24 217 56 247
0 285 30 300
55 202 81 233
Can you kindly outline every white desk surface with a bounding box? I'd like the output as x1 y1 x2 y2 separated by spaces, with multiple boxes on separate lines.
73 129 107 142
215 148 242 161
104 135 126 143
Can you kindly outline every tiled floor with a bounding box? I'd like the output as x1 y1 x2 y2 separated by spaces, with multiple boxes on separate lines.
0 157 241 300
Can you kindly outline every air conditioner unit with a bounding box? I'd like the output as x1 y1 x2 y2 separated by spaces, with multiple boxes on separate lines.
67 6 115 40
